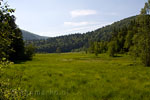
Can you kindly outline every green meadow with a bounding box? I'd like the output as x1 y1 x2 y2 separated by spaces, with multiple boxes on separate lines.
4 53 150 100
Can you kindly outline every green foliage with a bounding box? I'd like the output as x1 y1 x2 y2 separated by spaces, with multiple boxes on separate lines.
27 34 87 53
131 15 150 66
99 41 108 53
93 42 99 56
141 0 150 15
24 44 35 60
101 18 137 55
9 29 25 61
0 1 35 61
0 1 26 61
130 0 150 66
139 2 150 66
0 2 15 60
0 61 28 100
124 30 134 51
108 41 118 57
88 41 107 56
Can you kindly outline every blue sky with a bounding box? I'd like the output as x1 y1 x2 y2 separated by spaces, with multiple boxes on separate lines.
9 0 146 37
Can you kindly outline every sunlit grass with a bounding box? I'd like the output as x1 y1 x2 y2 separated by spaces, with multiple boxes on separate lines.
4 53 150 100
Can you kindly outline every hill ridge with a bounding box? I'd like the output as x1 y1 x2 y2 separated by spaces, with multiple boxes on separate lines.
21 30 48 40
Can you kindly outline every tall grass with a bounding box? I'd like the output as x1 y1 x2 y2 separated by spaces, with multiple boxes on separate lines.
3 53 150 100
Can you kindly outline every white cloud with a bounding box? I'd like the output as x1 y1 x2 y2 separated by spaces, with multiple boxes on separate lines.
71 10 97 18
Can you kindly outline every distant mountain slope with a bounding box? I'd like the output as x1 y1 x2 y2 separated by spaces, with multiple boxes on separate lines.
21 30 48 40
86 16 136 42
26 16 137 53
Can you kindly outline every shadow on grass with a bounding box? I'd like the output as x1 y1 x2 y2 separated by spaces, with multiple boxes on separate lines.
13 59 32 64
113 55 122 57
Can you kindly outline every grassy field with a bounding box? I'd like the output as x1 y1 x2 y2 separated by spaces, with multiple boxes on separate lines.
4 53 150 100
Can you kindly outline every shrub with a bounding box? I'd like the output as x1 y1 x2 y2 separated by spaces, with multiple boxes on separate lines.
24 44 35 60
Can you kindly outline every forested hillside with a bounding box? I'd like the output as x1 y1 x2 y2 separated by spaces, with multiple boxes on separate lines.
88 0 150 66
26 16 136 53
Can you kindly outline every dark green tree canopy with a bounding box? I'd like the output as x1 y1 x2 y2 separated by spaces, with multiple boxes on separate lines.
141 0 150 15
0 0 34 61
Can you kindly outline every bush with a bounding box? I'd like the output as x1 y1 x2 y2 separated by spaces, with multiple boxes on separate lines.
24 44 35 60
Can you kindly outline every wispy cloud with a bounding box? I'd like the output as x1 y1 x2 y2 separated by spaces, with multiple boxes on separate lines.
64 21 91 26
71 10 97 18
65 22 113 33
40 22 113 37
